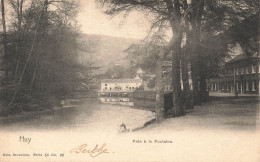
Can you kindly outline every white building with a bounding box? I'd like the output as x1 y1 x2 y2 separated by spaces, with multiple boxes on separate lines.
100 79 142 92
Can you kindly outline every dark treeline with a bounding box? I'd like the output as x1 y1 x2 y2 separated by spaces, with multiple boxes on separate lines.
0 0 84 114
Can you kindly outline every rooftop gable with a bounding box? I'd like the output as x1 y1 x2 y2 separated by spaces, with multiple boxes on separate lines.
227 52 259 64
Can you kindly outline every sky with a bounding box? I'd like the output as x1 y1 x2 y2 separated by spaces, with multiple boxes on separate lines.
77 0 150 39
0 0 153 39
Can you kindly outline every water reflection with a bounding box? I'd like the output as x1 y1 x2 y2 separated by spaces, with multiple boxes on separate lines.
99 97 135 106
98 97 156 111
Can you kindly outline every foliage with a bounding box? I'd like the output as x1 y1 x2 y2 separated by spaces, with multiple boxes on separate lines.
125 33 167 74
198 33 229 79
104 65 125 78
96 0 259 116
147 77 155 89
226 11 259 55
0 0 84 114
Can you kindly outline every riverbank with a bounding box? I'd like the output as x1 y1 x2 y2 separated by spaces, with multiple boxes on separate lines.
0 95 259 161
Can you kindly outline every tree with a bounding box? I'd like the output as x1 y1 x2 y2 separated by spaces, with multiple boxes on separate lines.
0 0 83 113
125 33 167 74
97 0 259 117
147 77 155 89
8 0 24 79
187 0 259 103
105 65 125 79
1 0 8 77
97 0 185 116
227 11 259 55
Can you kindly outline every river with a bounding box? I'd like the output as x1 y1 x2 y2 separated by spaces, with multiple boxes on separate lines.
0 97 155 132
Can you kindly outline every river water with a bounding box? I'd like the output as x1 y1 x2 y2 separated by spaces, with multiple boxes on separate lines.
98 96 156 112
0 97 155 132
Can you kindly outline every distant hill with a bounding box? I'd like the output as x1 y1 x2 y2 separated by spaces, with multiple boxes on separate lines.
77 34 140 74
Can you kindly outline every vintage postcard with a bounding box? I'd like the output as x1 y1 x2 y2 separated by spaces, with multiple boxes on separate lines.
0 0 259 161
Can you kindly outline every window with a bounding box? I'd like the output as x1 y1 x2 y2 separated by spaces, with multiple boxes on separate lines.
211 83 214 90
224 70 228 76
252 65 256 73
227 82 229 90
252 80 256 91
228 70 233 76
246 67 249 74
132 87 134 90
241 67 244 74
105 84 107 86
246 81 249 91
105 87 107 90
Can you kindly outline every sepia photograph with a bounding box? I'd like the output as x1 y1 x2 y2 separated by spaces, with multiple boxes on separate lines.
0 0 259 161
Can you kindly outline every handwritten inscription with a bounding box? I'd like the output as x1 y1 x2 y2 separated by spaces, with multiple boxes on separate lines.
70 144 109 158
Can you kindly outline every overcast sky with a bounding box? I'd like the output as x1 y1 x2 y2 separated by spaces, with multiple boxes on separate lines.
77 0 150 39
1 0 150 39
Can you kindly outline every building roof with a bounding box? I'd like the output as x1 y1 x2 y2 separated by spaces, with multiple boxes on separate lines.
137 68 144 74
101 79 142 83
227 52 259 64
